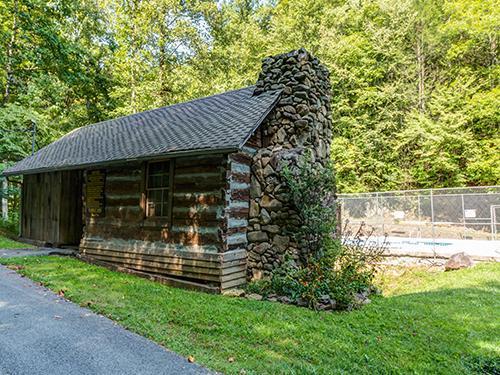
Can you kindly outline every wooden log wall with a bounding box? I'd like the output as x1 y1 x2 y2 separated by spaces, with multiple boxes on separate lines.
80 154 248 291
218 150 253 289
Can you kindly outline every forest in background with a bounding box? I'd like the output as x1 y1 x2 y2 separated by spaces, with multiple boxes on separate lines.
0 0 498 193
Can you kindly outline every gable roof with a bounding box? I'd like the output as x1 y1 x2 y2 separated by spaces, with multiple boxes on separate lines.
3 86 281 176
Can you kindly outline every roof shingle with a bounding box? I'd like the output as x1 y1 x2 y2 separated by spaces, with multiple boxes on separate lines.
3 86 280 175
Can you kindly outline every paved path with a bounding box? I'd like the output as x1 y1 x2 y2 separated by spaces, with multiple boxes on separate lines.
0 247 77 258
0 265 210 375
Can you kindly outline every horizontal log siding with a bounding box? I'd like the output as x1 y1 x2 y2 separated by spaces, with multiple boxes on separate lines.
79 239 246 290
79 155 236 290
217 151 253 289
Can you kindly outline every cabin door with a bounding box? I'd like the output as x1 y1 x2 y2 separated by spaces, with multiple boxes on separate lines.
21 170 83 246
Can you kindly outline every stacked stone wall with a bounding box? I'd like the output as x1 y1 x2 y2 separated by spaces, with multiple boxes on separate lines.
246 48 333 280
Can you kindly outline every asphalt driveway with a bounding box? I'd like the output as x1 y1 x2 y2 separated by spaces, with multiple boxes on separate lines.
0 264 210 375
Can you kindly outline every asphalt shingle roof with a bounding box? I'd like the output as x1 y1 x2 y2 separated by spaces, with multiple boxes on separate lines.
3 86 281 176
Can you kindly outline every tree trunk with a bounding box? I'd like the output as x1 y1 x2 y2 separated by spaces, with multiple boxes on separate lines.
416 20 425 113
158 6 172 106
3 0 19 104
129 0 139 114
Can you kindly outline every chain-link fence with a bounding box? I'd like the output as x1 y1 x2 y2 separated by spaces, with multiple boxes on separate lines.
338 186 500 258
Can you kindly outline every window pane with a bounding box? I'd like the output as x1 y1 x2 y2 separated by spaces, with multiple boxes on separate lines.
148 161 169 189
147 202 156 217
162 173 169 187
148 174 163 188
149 161 168 175
146 161 171 218
147 189 163 217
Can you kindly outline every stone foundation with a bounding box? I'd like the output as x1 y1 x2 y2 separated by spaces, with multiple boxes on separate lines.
246 48 333 280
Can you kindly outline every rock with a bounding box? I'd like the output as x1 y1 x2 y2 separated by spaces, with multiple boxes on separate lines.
263 263 273 271
247 231 268 243
368 285 382 295
296 297 308 307
269 147 304 171
282 111 297 120
250 177 262 198
316 298 337 311
260 195 283 210
273 234 290 249
263 164 275 177
275 128 287 143
260 208 271 224
222 289 245 297
266 296 279 302
444 252 474 271
296 84 310 92
294 71 306 81
353 292 371 306
254 242 271 255
249 200 260 218
294 119 309 128
315 294 337 311
296 104 309 116
295 91 308 99
262 225 280 234
319 294 331 304
278 296 292 304
246 293 263 301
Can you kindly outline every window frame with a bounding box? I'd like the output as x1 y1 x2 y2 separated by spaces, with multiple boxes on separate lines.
145 160 174 220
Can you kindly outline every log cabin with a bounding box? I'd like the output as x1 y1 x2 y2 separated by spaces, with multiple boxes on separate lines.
3 49 333 292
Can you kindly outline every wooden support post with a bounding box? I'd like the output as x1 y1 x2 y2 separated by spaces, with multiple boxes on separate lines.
1 177 7 220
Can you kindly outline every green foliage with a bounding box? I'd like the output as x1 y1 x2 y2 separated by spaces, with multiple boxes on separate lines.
2 256 499 374
273 154 382 309
0 164 21 236
281 151 337 260
0 0 498 192
0 214 19 236
269 228 383 309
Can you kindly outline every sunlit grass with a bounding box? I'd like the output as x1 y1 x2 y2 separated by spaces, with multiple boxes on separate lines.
0 235 32 249
1 256 498 374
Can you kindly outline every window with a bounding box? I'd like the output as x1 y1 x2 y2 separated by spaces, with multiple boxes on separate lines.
146 161 171 218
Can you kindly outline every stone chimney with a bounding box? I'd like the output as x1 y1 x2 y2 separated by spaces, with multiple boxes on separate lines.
247 48 333 280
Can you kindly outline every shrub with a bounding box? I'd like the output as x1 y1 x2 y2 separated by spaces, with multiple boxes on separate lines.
0 175 21 237
269 225 384 309
0 213 20 237
265 151 385 310
280 151 337 261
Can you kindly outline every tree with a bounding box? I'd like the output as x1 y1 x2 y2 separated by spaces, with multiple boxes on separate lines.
0 0 497 192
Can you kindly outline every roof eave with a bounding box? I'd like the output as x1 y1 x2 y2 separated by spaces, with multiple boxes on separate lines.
1 146 240 177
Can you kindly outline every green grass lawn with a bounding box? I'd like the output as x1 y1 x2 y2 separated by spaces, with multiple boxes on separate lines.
0 234 32 249
1 256 498 374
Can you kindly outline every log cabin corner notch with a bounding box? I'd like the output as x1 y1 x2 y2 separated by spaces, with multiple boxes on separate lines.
2 48 332 292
